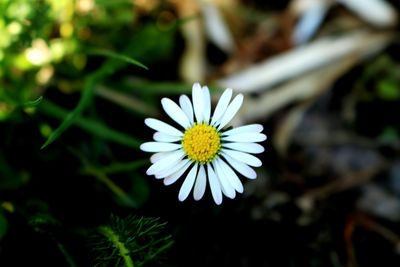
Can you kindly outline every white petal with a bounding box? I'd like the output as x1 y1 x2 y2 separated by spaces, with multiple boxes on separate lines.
211 88 232 125
217 158 243 193
192 83 204 123
222 132 267 143
155 159 190 179
222 142 264 154
223 149 262 167
202 86 211 123
150 152 170 163
153 132 182 142
161 98 191 129
213 160 235 199
140 142 181 152
145 118 183 137
178 164 198 201
193 165 207 200
163 161 192 186
179 95 194 124
222 153 257 179
217 94 243 130
222 124 263 136
207 164 222 205
146 150 184 176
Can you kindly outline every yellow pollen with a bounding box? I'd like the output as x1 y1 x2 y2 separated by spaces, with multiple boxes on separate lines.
182 123 221 164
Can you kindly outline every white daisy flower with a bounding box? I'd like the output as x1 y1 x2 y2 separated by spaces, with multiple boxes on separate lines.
140 83 266 205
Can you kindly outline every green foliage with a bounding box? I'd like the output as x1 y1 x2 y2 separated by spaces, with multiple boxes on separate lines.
91 215 173 267
0 0 178 265
41 48 147 149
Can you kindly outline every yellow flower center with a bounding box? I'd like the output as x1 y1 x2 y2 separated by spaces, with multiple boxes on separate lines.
182 123 221 164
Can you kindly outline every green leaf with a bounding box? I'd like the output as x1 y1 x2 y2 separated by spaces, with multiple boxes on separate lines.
39 100 142 149
88 48 148 70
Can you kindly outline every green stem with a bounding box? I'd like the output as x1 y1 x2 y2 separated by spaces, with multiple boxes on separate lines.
98 159 148 174
56 241 79 267
82 166 138 208
98 226 135 267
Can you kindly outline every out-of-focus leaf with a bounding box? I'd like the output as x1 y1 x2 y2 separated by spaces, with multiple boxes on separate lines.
377 80 400 100
291 0 331 45
88 49 148 70
178 8 205 83
273 100 312 156
82 167 139 208
201 1 234 53
39 100 141 149
378 127 399 144
337 0 398 27
0 154 29 190
0 212 7 240
99 160 148 174
123 79 221 95
218 30 393 92
240 55 357 122
96 86 157 116
129 23 176 64
357 184 400 221
129 174 150 207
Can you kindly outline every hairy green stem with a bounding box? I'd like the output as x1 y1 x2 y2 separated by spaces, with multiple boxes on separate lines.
98 226 135 267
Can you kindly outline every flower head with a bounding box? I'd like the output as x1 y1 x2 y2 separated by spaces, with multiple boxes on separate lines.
140 83 266 204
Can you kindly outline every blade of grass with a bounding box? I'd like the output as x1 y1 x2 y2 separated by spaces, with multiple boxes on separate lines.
41 69 108 149
39 100 142 149
88 49 148 70
41 49 146 149
56 242 79 267
22 96 43 107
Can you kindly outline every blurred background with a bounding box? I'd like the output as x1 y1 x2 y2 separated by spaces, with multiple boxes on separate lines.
1 0 400 266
